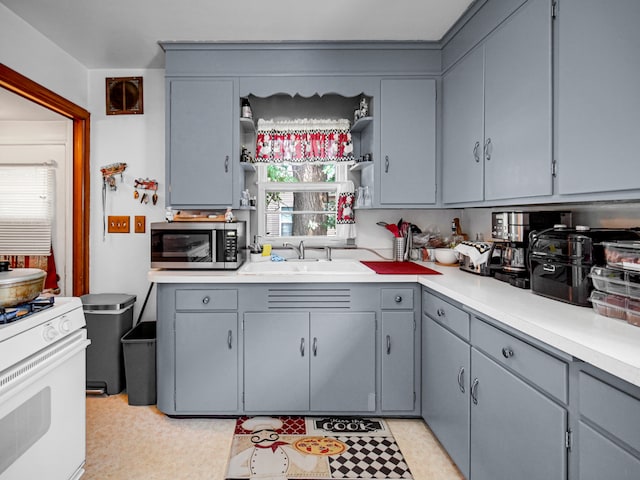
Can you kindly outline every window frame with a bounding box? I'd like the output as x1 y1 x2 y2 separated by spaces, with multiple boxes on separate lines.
256 162 350 243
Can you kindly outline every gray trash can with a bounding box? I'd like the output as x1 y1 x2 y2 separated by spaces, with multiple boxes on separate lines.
82 293 136 395
121 321 156 406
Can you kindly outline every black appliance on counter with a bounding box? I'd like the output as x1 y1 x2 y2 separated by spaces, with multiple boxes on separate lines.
490 211 572 289
528 226 640 306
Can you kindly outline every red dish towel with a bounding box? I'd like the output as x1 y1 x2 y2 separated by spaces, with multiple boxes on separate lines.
360 261 442 275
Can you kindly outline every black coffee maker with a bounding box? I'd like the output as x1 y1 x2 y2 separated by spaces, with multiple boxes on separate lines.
491 211 572 288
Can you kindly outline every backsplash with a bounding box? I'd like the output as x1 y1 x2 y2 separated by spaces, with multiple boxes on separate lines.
354 202 640 250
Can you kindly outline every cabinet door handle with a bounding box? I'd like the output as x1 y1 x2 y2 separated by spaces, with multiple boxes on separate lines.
300 337 305 357
457 367 465 393
484 138 492 161
502 347 514 359
394 295 402 303
473 141 481 163
386 335 391 355
227 330 233 349
202 296 210 305
471 378 479 405
313 337 318 356
385 155 390 173
436 307 445 317
224 155 229 173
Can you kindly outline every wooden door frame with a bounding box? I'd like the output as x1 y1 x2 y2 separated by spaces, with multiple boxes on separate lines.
0 64 90 295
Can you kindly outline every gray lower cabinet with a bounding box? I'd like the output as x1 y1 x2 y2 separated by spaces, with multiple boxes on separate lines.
157 286 240 415
557 0 640 196
422 288 569 480
422 314 471 479
381 312 416 412
174 312 238 412
379 77 436 207
167 78 235 207
470 347 567 480
243 311 376 413
381 287 420 414
577 367 640 480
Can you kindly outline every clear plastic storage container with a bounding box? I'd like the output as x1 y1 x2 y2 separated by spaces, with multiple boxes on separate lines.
602 241 640 271
590 265 640 299
589 290 628 321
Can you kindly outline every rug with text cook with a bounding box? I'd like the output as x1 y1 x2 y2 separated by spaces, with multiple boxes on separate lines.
225 416 413 480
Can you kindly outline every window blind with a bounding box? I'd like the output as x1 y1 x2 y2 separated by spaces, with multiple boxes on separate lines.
0 165 55 255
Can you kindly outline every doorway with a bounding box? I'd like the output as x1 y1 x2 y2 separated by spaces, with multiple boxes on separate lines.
0 64 90 295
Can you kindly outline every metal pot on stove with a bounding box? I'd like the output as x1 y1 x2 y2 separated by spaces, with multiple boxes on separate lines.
0 261 46 308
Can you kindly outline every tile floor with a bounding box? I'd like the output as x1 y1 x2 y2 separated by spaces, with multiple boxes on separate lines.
85 394 464 480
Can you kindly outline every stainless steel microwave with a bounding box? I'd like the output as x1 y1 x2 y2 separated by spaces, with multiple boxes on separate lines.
150 221 245 270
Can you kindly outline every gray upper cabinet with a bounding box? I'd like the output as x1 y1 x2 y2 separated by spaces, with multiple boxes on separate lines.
380 78 436 207
167 78 235 207
557 0 640 195
442 47 485 204
442 0 553 204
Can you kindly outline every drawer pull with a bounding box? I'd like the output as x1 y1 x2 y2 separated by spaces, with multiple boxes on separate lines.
543 263 556 273
502 347 514 359
313 337 318 356
386 335 391 355
227 330 233 349
436 308 445 317
202 296 210 305
394 295 402 303
457 367 465 393
471 378 479 405
300 338 305 357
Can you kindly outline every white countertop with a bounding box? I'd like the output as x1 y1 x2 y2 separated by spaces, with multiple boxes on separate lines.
149 261 640 388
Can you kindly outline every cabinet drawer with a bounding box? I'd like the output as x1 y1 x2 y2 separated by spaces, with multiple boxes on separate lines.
175 289 238 311
381 288 414 310
579 421 640 480
579 372 640 453
471 319 568 403
422 290 469 340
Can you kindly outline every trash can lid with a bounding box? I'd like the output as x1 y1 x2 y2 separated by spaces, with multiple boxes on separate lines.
80 293 136 311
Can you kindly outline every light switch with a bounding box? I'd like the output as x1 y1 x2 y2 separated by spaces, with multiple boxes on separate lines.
134 216 146 233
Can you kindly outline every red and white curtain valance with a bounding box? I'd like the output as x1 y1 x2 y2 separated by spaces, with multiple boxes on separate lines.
255 119 354 163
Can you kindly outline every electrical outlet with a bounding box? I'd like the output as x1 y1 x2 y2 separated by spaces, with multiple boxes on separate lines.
107 215 130 233
134 216 146 233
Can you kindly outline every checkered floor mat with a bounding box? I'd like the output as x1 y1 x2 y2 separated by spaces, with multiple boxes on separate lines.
226 416 412 480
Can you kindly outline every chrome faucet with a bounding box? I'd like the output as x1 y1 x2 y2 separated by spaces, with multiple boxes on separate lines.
284 241 305 259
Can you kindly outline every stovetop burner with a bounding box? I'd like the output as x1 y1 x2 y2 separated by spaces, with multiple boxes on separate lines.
0 297 55 324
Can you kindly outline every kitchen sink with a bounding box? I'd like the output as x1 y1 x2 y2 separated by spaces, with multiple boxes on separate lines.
238 259 375 275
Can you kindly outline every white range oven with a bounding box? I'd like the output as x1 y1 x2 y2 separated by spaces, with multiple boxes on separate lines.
0 297 90 480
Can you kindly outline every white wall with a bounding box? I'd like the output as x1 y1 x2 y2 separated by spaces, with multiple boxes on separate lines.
88 69 165 321
0 4 88 108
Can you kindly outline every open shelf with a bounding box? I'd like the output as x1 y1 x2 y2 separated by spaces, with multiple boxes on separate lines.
350 116 373 133
350 161 373 172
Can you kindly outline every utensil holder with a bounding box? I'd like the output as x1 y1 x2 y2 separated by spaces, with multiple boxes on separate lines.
393 237 406 262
